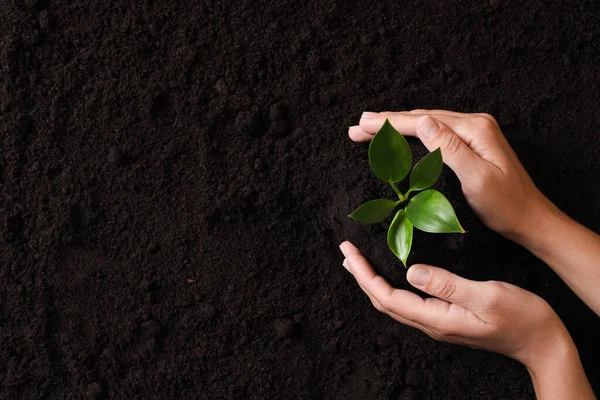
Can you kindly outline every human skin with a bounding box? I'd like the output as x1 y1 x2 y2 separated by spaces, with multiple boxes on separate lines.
343 110 598 399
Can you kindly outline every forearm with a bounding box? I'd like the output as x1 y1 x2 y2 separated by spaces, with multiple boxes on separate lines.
526 335 595 400
516 197 600 316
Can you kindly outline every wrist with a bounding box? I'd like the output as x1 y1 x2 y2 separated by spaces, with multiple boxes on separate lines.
508 191 563 250
524 330 595 399
524 326 577 377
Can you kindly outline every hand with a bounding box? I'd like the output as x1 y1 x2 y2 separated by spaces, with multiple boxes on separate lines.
339 241 596 399
348 110 553 241
338 241 570 369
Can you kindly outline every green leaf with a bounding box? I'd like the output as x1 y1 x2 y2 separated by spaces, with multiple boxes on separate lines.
349 199 399 224
368 119 412 183
410 148 443 191
387 209 413 267
406 190 465 233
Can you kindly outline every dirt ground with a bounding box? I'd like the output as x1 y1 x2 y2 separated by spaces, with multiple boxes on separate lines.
2 1 600 399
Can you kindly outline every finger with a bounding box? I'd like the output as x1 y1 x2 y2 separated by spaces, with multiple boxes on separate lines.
358 111 511 166
359 112 420 136
341 244 482 338
362 110 470 119
339 241 427 323
406 264 484 310
412 114 512 171
409 109 497 124
349 259 482 340
348 125 373 142
344 258 390 314
357 279 444 339
363 109 495 124
408 109 470 117
359 111 472 138
415 116 487 181
351 268 427 331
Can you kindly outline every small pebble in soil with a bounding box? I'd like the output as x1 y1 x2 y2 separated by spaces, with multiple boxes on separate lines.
269 103 288 121
273 318 299 339
141 320 162 337
85 382 104 399
269 120 291 137
198 303 217 321
85 369 98 383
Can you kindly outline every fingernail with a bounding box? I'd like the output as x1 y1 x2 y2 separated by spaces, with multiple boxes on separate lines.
339 242 349 258
342 258 352 273
417 115 439 139
361 111 378 119
407 266 431 287
348 126 362 135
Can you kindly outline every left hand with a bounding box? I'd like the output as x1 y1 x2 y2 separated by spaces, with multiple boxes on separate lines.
339 241 574 370
348 110 550 242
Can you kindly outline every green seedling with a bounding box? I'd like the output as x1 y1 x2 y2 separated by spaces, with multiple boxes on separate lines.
349 119 464 267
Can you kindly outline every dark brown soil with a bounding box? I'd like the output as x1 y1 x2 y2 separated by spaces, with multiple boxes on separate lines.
2 1 599 399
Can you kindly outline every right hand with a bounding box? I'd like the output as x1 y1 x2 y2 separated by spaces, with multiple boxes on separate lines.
348 110 553 241
339 241 574 370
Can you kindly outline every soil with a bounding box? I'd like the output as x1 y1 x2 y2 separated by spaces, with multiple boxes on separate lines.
2 1 600 399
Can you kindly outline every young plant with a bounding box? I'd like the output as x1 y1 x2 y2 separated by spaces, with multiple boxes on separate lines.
349 119 464 267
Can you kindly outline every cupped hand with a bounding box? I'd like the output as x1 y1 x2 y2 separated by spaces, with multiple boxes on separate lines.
339 241 572 369
348 110 552 241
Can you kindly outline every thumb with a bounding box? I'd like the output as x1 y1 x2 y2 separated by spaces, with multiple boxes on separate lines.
407 264 480 308
416 115 482 181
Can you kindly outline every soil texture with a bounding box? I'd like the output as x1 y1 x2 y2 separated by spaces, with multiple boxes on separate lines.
2 1 600 399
